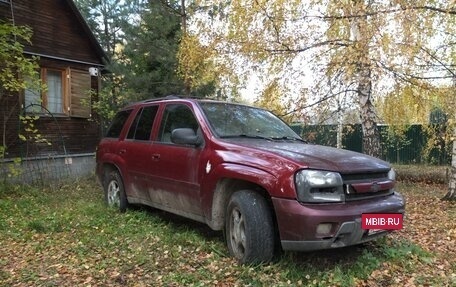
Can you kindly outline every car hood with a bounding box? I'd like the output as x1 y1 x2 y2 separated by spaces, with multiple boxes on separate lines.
224 139 391 173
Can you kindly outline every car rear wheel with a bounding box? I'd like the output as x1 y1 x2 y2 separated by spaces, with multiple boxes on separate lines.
225 190 275 264
104 170 128 212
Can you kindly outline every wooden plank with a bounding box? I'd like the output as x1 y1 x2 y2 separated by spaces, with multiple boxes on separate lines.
0 0 103 158
70 69 91 118
4 0 103 64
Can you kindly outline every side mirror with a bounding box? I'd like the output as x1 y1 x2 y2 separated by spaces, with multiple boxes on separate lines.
171 128 202 146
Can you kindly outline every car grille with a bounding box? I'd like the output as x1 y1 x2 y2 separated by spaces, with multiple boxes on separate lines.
341 172 394 201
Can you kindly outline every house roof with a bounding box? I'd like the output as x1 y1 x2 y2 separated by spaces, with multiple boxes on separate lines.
0 0 109 65
65 0 109 64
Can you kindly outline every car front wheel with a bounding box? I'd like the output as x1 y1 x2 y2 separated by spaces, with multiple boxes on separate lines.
225 190 275 264
104 170 128 212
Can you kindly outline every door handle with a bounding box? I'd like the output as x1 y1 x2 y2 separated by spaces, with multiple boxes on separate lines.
152 154 160 160
119 149 126 155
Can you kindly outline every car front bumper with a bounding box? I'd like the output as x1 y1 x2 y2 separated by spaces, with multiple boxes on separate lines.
272 192 405 251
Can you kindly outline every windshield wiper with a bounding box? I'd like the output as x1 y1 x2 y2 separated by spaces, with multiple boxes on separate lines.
220 134 274 141
270 136 307 143
221 134 307 143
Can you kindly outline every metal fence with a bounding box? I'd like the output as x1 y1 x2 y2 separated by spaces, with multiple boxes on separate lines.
0 153 95 185
291 124 451 165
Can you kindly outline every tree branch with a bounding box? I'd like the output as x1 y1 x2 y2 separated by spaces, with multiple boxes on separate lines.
280 88 358 117
303 5 456 21
419 46 456 78
158 0 182 16
263 39 351 54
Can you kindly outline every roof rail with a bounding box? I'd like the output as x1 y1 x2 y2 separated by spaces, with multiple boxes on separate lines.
165 95 181 100
140 94 222 104
143 95 182 103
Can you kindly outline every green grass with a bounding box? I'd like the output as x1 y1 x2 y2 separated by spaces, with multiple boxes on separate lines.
0 177 447 286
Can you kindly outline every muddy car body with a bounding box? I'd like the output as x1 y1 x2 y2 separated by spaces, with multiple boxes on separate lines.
96 97 405 263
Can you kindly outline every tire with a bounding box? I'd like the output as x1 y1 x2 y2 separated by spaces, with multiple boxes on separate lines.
104 170 128 212
225 190 275 264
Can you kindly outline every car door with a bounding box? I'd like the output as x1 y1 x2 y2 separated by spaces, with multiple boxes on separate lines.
120 104 159 203
148 103 204 218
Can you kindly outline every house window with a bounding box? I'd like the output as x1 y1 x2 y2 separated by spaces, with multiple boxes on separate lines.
44 69 64 114
24 67 92 118
25 68 65 114
24 75 41 113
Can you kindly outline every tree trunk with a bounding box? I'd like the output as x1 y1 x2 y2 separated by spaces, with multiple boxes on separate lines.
350 0 381 158
357 66 381 158
337 115 343 149
181 0 187 35
443 128 456 200
443 76 456 200
180 0 191 96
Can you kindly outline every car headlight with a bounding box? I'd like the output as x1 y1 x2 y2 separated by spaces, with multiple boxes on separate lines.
388 168 396 181
295 170 344 203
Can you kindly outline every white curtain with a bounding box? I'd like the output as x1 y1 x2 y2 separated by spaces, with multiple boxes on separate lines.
46 70 62 114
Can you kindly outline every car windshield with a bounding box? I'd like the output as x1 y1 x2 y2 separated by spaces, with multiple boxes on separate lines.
199 102 302 140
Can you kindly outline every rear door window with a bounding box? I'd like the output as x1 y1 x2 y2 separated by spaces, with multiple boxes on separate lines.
127 105 159 141
105 109 133 138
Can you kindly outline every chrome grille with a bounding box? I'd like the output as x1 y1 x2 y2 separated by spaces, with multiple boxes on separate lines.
342 172 394 201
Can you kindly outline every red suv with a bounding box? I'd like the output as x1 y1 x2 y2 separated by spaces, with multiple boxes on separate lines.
96 96 405 264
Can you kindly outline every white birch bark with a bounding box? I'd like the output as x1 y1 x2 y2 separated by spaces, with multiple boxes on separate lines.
444 128 456 200
351 1 381 158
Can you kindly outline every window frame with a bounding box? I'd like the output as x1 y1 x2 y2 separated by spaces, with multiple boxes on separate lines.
24 67 67 115
105 109 133 139
24 66 92 118
157 103 200 144
40 67 67 115
126 105 159 141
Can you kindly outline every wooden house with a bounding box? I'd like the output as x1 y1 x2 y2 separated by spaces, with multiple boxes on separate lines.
0 0 107 183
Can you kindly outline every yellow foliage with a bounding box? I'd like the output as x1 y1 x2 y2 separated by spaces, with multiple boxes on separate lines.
254 79 298 123
377 84 455 125
255 80 286 114
177 34 217 92
190 0 456 127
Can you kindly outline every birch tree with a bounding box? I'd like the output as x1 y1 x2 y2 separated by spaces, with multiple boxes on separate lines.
181 0 456 199
444 79 456 200
188 0 456 158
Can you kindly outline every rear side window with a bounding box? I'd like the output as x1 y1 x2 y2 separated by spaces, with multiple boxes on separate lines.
127 105 159 141
105 110 132 138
